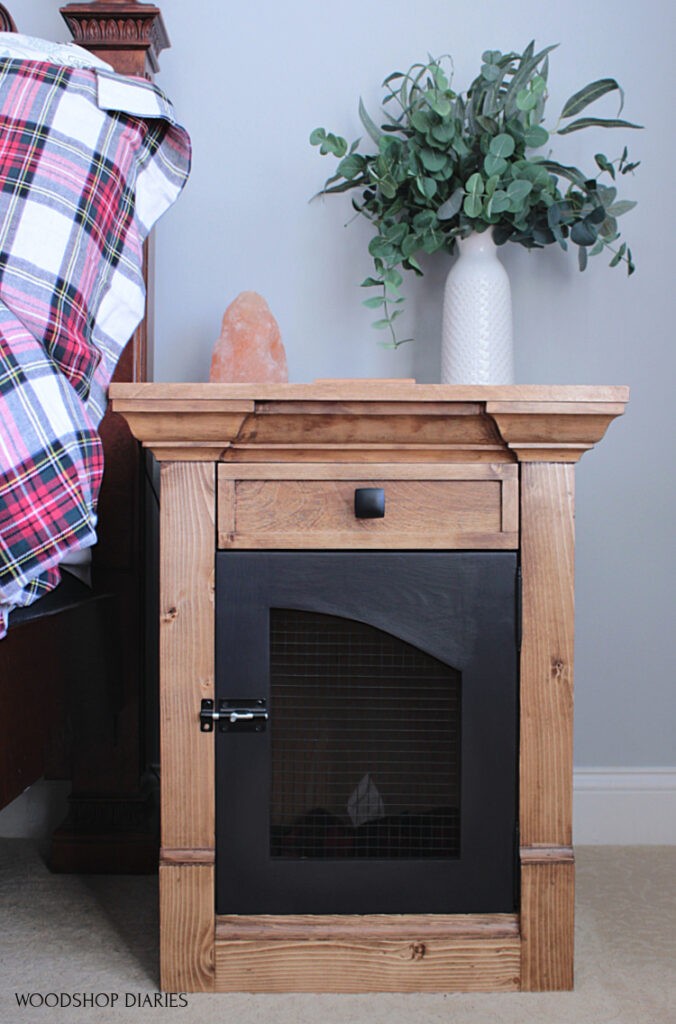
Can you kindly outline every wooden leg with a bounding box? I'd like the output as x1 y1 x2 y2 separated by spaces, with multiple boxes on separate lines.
519 463 575 990
160 864 214 992
159 463 216 990
520 856 575 991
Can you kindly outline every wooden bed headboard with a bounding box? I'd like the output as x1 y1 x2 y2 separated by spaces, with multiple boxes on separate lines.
0 0 171 874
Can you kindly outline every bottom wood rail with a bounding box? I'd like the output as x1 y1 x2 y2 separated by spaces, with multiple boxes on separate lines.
212 914 521 993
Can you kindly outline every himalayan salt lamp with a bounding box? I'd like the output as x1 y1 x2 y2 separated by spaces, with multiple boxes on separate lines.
209 291 288 382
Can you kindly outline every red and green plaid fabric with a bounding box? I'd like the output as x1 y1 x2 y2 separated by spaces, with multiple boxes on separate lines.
0 60 190 634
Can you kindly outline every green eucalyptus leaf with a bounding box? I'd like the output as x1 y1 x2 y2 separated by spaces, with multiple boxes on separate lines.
321 177 366 195
401 233 420 257
421 231 445 253
532 223 555 245
597 184 618 207
361 277 382 288
463 194 484 217
337 154 366 180
600 214 618 238
466 171 485 196
476 115 499 133
384 223 408 245
547 203 563 228
430 95 452 116
578 245 588 271
323 132 348 156
507 179 533 203
621 161 641 174
489 133 516 158
372 318 393 329
358 98 383 145
504 43 558 115
384 267 403 287
420 148 448 172
594 153 616 179
362 296 386 308
310 128 326 146
586 205 607 225
492 224 514 245
608 241 626 267
484 153 508 177
410 110 431 133
416 175 438 199
481 63 501 82
606 199 637 217
431 120 456 143
437 188 464 220
571 220 598 246
540 159 587 187
485 174 500 197
412 210 437 230
487 190 511 215
557 116 643 135
525 125 549 148
368 236 396 259
561 78 623 119
516 89 538 112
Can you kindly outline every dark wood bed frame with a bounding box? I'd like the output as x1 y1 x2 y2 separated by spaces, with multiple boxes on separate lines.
0 0 168 872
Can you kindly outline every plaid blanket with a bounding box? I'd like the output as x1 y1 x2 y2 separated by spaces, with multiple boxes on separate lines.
0 60 190 635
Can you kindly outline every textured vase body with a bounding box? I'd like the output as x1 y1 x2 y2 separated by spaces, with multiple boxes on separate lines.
441 232 514 384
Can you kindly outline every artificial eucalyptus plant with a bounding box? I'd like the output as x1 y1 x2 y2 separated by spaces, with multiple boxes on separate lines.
311 42 641 346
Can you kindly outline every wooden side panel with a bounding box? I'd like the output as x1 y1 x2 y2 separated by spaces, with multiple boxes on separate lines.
159 463 215 851
519 463 575 846
160 864 215 992
214 937 520 993
519 463 576 991
520 860 575 991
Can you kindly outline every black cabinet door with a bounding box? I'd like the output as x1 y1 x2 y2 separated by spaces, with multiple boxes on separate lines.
215 551 518 915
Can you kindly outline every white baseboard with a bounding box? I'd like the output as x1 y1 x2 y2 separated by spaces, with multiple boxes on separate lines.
574 768 676 845
1 772 674 844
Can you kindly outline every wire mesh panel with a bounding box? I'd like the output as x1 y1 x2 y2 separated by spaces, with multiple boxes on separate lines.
269 609 460 860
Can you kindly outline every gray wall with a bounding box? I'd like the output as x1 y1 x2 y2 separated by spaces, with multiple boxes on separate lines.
23 0 676 767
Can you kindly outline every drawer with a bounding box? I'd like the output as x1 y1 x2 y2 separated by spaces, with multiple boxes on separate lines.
217 464 518 549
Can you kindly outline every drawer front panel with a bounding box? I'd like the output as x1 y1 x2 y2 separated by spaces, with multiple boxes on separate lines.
218 465 518 549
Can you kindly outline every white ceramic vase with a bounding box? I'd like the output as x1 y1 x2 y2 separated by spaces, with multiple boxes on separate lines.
441 231 514 384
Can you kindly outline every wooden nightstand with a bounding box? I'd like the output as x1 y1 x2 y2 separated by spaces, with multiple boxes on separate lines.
110 381 627 993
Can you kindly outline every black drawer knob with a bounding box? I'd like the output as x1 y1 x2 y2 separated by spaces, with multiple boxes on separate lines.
354 487 385 519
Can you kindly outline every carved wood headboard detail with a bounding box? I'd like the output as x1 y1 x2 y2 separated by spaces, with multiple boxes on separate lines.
61 1 169 78
0 4 17 32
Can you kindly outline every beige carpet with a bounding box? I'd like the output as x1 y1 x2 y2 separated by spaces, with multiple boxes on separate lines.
0 842 674 1024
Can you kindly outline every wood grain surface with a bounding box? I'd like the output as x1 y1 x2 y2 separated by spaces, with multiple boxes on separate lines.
160 864 214 992
214 936 521 993
159 463 216 851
